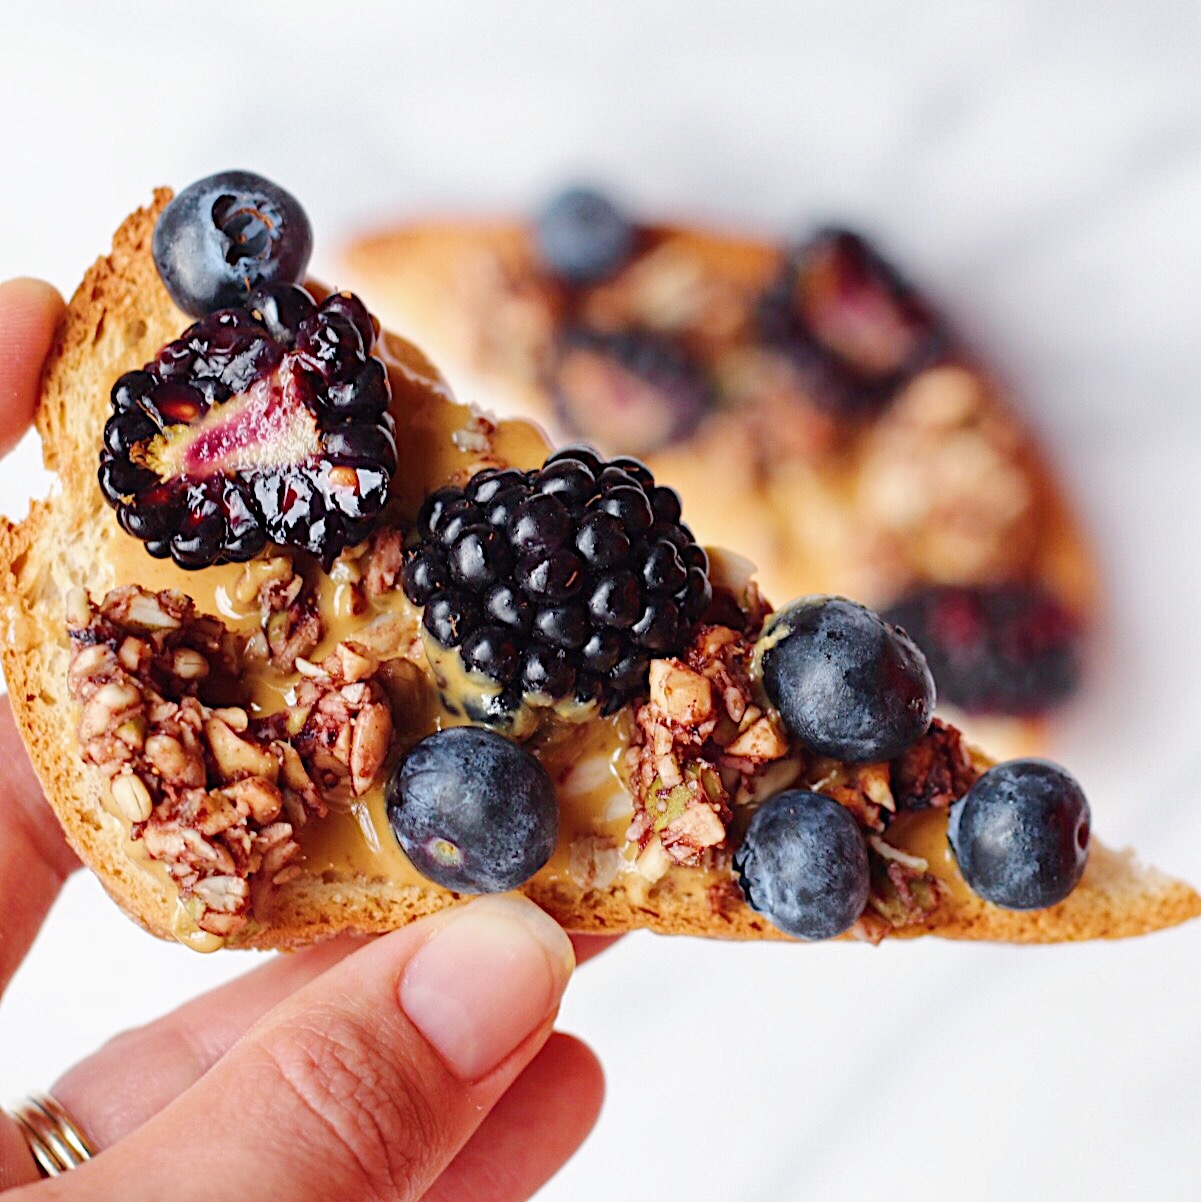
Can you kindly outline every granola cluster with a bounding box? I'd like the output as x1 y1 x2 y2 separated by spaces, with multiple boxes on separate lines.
67 585 395 937
626 616 980 937
796 719 980 941
627 624 791 877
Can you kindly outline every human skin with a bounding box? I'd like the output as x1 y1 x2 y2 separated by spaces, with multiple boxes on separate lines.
0 277 614 1201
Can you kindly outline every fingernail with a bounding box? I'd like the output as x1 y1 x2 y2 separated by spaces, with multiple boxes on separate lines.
400 895 574 1082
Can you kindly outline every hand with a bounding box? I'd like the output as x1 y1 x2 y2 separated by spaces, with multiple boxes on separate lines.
0 278 611 1200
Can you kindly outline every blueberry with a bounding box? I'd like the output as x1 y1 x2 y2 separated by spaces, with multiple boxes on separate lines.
153 171 313 317
758 596 934 763
948 759 1090 909
534 186 635 284
386 727 558 893
733 789 870 940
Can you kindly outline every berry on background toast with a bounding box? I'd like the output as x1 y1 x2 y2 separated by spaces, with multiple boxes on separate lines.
0 177 1192 953
342 191 1098 752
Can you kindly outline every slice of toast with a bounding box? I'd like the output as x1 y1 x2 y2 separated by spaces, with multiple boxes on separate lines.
0 192 1195 953
342 215 1098 755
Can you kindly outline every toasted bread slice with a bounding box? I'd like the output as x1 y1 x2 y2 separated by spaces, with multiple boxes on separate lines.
343 217 1099 755
0 193 1194 953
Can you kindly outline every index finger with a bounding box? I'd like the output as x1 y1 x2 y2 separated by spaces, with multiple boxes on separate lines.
0 277 64 456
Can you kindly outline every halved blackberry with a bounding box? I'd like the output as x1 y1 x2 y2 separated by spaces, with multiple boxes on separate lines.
98 285 396 569
883 583 1082 716
548 328 712 457
757 227 946 418
405 447 713 721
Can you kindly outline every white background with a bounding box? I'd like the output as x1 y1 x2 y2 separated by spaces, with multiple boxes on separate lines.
3 3 1201 1199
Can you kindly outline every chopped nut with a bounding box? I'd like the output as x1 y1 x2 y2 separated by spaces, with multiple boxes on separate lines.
192 874 250 916
66 585 334 941
211 706 249 733
232 555 293 606
65 586 91 629
110 771 153 822
725 715 789 761
144 732 203 787
634 836 671 883
349 702 392 794
336 641 378 683
362 528 404 597
661 803 726 863
568 835 623 891
124 591 182 630
94 680 141 714
648 659 714 725
114 716 146 752
118 636 150 673
204 717 280 782
222 776 284 824
70 644 116 680
172 648 209 680
294 656 328 680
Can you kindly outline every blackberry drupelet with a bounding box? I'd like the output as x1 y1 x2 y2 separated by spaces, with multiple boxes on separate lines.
883 583 1082 716
404 446 713 721
549 328 712 457
98 285 396 569
757 227 945 418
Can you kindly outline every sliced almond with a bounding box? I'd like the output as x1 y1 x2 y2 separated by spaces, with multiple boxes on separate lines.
350 702 392 795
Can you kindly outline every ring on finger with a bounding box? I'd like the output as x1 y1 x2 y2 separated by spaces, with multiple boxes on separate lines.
5 1093 94 1177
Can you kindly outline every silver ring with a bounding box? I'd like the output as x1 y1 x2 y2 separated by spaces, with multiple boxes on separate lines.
5 1093 94 1177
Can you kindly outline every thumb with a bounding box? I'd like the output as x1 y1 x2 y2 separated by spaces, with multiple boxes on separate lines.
54 896 575 1202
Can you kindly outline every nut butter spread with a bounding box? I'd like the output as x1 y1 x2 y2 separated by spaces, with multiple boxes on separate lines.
73 328 974 950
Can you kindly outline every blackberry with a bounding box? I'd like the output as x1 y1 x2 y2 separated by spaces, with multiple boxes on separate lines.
757 227 946 418
549 328 712 457
98 285 395 569
883 584 1082 716
404 449 711 721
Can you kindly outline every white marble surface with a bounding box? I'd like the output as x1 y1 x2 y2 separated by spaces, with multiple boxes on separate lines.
2 3 1201 1199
